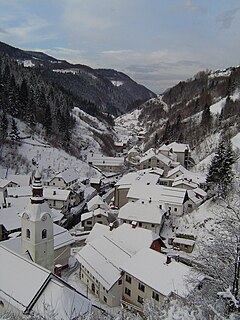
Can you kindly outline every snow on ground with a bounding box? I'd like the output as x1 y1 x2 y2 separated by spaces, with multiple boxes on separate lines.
208 68 232 79
0 117 100 180
210 97 227 115
111 80 123 87
230 89 240 102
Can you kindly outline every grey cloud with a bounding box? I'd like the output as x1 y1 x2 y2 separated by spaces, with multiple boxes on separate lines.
0 27 8 34
216 8 239 29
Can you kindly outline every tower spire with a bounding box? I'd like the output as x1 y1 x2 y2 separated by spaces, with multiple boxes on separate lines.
31 169 44 204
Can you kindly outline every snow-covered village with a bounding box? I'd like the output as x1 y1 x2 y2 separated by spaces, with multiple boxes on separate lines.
1 2 240 320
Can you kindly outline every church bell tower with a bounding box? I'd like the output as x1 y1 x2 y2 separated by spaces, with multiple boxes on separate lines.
21 170 54 271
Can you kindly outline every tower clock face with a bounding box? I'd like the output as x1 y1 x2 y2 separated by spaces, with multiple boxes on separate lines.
41 215 47 221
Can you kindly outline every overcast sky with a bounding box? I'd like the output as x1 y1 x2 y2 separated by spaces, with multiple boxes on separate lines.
0 0 240 93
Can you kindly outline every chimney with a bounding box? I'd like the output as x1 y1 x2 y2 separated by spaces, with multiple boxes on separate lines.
109 223 114 231
166 255 171 264
175 254 180 262
131 221 137 229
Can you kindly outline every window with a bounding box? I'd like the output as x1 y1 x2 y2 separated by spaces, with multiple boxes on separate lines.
42 229 47 239
151 224 155 228
139 222 142 227
188 204 193 208
81 273 84 279
174 208 177 212
138 283 145 292
125 287 131 296
118 279 122 285
137 295 144 304
87 221 92 225
26 229 30 239
104 296 107 303
126 275 132 284
152 291 159 301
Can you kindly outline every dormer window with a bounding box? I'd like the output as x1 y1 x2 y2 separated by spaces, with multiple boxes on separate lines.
26 229 30 239
42 229 47 239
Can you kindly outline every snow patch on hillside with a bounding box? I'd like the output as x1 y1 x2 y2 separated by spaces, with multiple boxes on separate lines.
111 80 123 87
230 89 240 102
210 97 227 115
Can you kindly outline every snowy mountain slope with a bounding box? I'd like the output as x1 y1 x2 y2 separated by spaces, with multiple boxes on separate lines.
0 115 102 180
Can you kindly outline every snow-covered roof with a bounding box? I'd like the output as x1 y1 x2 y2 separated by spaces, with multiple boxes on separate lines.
20 202 53 222
81 208 109 222
173 237 195 246
139 149 172 166
44 188 70 201
107 223 160 256
158 144 170 152
53 224 75 250
85 223 110 243
0 179 16 189
167 142 190 153
127 184 187 205
172 178 198 189
77 223 160 289
115 171 159 187
137 167 164 176
7 186 32 197
167 165 187 178
55 169 79 184
87 195 109 211
120 248 196 298
76 235 132 290
118 201 165 225
7 174 31 187
87 154 125 166
0 209 21 231
0 245 92 318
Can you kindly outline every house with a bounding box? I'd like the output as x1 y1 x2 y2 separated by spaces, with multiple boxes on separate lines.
68 182 85 207
87 194 109 212
127 184 190 226
120 247 199 311
0 178 18 199
114 171 160 209
90 177 102 192
166 142 191 168
43 187 71 214
0 245 99 319
46 168 80 189
118 200 166 235
137 148 175 173
81 208 110 231
172 237 195 253
7 174 32 187
76 223 162 307
87 153 125 173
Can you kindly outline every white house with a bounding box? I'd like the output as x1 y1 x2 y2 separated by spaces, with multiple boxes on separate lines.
165 142 191 168
114 171 160 209
7 174 32 187
121 247 199 311
127 184 190 226
81 208 110 231
76 223 162 307
118 200 166 235
43 187 71 214
46 168 80 189
87 153 125 173
87 194 109 212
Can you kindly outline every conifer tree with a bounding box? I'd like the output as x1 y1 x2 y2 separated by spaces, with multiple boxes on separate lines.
9 118 20 141
206 136 235 198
